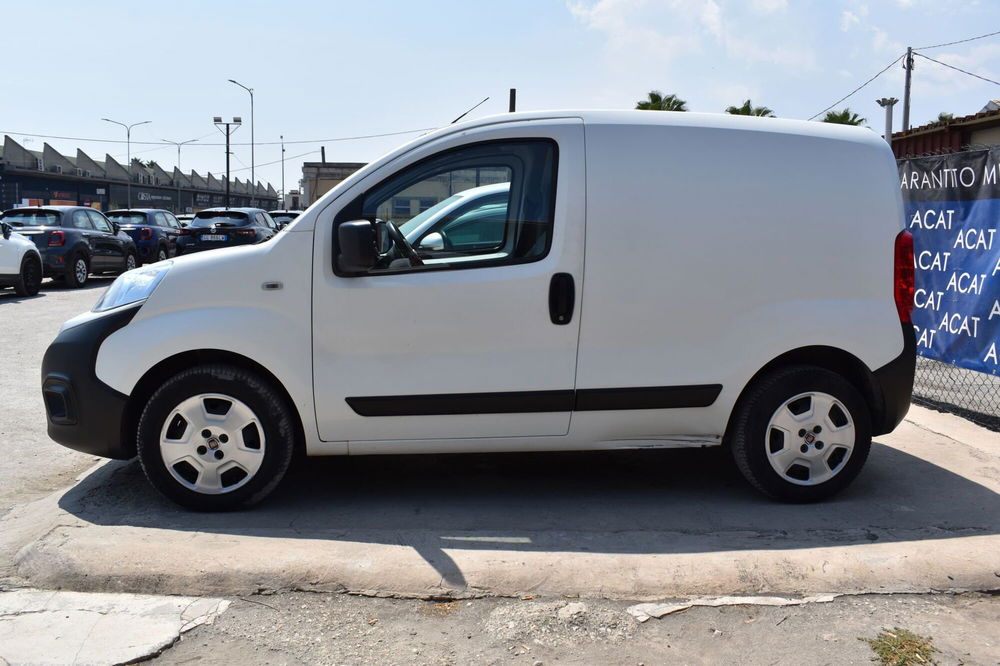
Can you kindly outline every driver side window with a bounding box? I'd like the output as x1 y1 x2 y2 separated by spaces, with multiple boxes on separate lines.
338 139 557 275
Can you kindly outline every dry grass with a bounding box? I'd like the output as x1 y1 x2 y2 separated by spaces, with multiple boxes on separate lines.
861 627 939 666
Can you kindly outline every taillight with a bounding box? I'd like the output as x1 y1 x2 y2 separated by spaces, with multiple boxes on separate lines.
48 230 65 247
894 230 915 323
139 227 153 240
236 229 256 237
178 228 191 236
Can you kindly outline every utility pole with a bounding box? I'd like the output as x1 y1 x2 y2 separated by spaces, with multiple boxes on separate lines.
229 79 255 206
280 135 285 209
876 97 898 147
213 116 242 209
102 118 151 208
509 88 516 112
902 47 914 131
162 138 198 213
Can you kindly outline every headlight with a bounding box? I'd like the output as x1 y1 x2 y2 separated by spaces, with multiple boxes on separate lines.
93 261 172 312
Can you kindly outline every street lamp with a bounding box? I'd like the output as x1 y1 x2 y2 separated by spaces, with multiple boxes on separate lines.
228 79 254 206
214 116 242 209
876 97 899 148
280 135 285 209
162 138 198 213
102 118 151 208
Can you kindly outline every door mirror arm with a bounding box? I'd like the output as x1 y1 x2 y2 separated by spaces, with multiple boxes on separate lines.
1 221 10 240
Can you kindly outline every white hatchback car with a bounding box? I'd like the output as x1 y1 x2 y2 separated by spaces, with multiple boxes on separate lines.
0 219 43 296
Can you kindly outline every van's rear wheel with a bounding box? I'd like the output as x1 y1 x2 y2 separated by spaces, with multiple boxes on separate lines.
137 364 295 510
730 366 871 502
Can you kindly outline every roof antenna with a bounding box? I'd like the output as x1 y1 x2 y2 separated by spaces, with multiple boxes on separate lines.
451 97 490 124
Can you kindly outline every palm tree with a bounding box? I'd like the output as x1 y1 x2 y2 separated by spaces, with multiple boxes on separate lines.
725 99 775 117
822 108 866 125
636 90 688 111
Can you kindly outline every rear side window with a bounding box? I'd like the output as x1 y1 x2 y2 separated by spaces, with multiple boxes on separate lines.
2 211 60 227
191 212 250 228
336 139 557 275
70 210 95 230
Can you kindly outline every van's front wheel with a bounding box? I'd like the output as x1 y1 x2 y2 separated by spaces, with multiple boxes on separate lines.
137 364 295 510
730 366 871 502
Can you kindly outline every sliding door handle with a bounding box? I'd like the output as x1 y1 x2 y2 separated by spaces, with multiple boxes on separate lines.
549 273 575 325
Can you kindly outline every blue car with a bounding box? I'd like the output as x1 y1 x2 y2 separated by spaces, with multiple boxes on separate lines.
175 208 278 255
106 209 184 264
1 206 137 288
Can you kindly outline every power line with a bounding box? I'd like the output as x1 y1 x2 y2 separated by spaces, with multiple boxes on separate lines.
0 126 437 147
914 29 1000 51
228 149 320 173
808 54 905 120
913 51 1000 87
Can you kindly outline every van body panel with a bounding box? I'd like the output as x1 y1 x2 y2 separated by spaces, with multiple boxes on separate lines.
571 118 904 440
311 119 587 443
93 232 334 453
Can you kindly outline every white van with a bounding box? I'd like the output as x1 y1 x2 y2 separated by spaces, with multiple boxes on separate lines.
42 110 915 510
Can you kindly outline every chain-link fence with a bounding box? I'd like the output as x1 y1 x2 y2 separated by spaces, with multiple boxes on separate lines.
913 356 1000 431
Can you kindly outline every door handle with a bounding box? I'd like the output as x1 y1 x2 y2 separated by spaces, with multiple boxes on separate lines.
548 273 575 325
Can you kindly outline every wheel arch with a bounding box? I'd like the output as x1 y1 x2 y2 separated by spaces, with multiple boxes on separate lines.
121 349 306 460
723 345 883 445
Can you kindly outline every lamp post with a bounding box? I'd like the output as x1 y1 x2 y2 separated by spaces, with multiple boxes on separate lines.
280 134 285 209
213 116 242 209
876 97 898 148
228 79 254 206
102 118 151 208
162 138 198 213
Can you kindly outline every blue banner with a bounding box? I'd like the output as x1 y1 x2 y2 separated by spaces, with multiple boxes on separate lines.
899 149 1000 375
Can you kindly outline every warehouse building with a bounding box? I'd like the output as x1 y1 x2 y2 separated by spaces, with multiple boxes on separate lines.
0 136 278 212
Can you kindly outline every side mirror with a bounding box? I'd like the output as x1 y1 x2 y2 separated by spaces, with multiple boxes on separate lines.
1 221 10 240
336 220 377 274
111 222 121 235
418 231 445 252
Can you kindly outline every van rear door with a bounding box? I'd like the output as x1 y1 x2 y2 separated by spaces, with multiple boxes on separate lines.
312 119 586 442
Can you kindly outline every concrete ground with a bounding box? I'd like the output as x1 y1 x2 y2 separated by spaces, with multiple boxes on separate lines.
2 281 999 665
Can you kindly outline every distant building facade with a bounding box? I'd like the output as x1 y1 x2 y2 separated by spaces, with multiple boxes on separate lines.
891 104 1000 158
0 136 278 212
300 161 366 206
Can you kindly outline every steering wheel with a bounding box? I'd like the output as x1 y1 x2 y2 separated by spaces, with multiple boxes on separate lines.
385 220 424 266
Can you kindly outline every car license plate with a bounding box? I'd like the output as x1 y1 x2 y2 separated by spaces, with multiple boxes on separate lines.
201 234 227 242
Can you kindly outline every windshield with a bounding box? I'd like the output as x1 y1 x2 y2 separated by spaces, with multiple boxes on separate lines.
106 213 147 225
271 213 299 224
2 211 60 227
398 194 463 236
190 211 250 228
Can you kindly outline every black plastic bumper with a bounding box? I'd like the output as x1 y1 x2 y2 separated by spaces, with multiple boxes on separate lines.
871 322 917 436
41 304 141 459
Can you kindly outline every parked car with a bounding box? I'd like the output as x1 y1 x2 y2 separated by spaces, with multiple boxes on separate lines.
174 208 278 255
0 220 43 296
2 206 137 288
42 110 915 510
176 214 194 228
106 209 184 264
267 210 304 230
399 182 510 256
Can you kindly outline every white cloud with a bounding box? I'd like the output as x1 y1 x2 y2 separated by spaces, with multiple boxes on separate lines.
840 11 861 31
750 0 787 12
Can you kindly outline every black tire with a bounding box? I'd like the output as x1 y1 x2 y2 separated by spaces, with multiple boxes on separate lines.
729 365 871 502
156 246 168 262
120 251 138 274
137 364 296 510
14 254 41 296
65 253 89 288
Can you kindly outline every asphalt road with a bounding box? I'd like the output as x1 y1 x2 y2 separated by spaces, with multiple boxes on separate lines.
0 277 112 516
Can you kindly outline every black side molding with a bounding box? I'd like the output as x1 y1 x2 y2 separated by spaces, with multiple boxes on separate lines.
345 384 722 417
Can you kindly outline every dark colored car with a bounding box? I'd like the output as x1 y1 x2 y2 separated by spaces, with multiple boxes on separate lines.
175 208 278 255
106 209 184 264
267 209 304 229
0 206 137 288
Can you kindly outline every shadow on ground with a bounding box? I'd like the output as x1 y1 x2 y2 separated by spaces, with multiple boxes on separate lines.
60 442 1000 553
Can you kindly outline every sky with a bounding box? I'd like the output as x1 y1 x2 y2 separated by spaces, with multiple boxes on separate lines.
2 0 998 196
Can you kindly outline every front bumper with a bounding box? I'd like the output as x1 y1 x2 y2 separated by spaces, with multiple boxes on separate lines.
41 304 141 459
